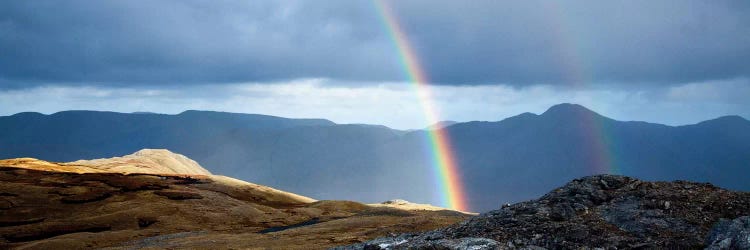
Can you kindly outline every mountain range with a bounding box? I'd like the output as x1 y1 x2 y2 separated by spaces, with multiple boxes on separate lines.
2 103 749 212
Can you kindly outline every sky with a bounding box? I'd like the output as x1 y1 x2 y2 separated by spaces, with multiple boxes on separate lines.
1 0 749 129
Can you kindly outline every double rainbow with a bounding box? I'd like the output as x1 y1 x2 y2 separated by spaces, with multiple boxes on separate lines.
373 0 468 212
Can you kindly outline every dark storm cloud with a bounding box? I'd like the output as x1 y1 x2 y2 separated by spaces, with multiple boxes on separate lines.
401 0 750 85
0 0 749 89
0 1 397 88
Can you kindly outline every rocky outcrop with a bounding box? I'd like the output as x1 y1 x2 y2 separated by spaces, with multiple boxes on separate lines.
382 199 411 205
369 199 473 214
340 175 750 249
0 149 212 176
69 149 212 175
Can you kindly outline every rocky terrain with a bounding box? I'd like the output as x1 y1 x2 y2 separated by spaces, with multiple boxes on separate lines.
4 150 750 249
341 175 750 249
0 150 470 249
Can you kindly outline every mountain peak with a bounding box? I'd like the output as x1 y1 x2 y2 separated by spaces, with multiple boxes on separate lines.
710 115 748 123
542 103 594 115
8 112 45 117
540 103 606 121
695 115 750 126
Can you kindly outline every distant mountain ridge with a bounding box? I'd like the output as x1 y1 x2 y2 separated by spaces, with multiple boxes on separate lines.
2 104 748 212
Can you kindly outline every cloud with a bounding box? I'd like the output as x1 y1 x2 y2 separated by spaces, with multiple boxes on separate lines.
665 78 750 104
0 1 399 88
1 79 747 129
1 0 749 89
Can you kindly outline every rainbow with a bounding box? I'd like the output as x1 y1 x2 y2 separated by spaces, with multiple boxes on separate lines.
544 2 620 175
373 0 468 211
574 108 621 175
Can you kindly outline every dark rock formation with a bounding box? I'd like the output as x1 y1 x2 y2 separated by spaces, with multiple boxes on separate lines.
339 175 750 249
705 216 750 249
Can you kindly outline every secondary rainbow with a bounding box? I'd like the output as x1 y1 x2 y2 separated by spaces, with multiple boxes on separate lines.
544 2 620 174
373 0 469 211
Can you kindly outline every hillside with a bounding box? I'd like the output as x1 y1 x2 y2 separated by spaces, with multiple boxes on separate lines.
0 150 469 249
1 104 749 211
4 151 749 249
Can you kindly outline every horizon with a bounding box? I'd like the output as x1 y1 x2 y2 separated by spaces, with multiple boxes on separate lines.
2 102 747 131
1 82 748 130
